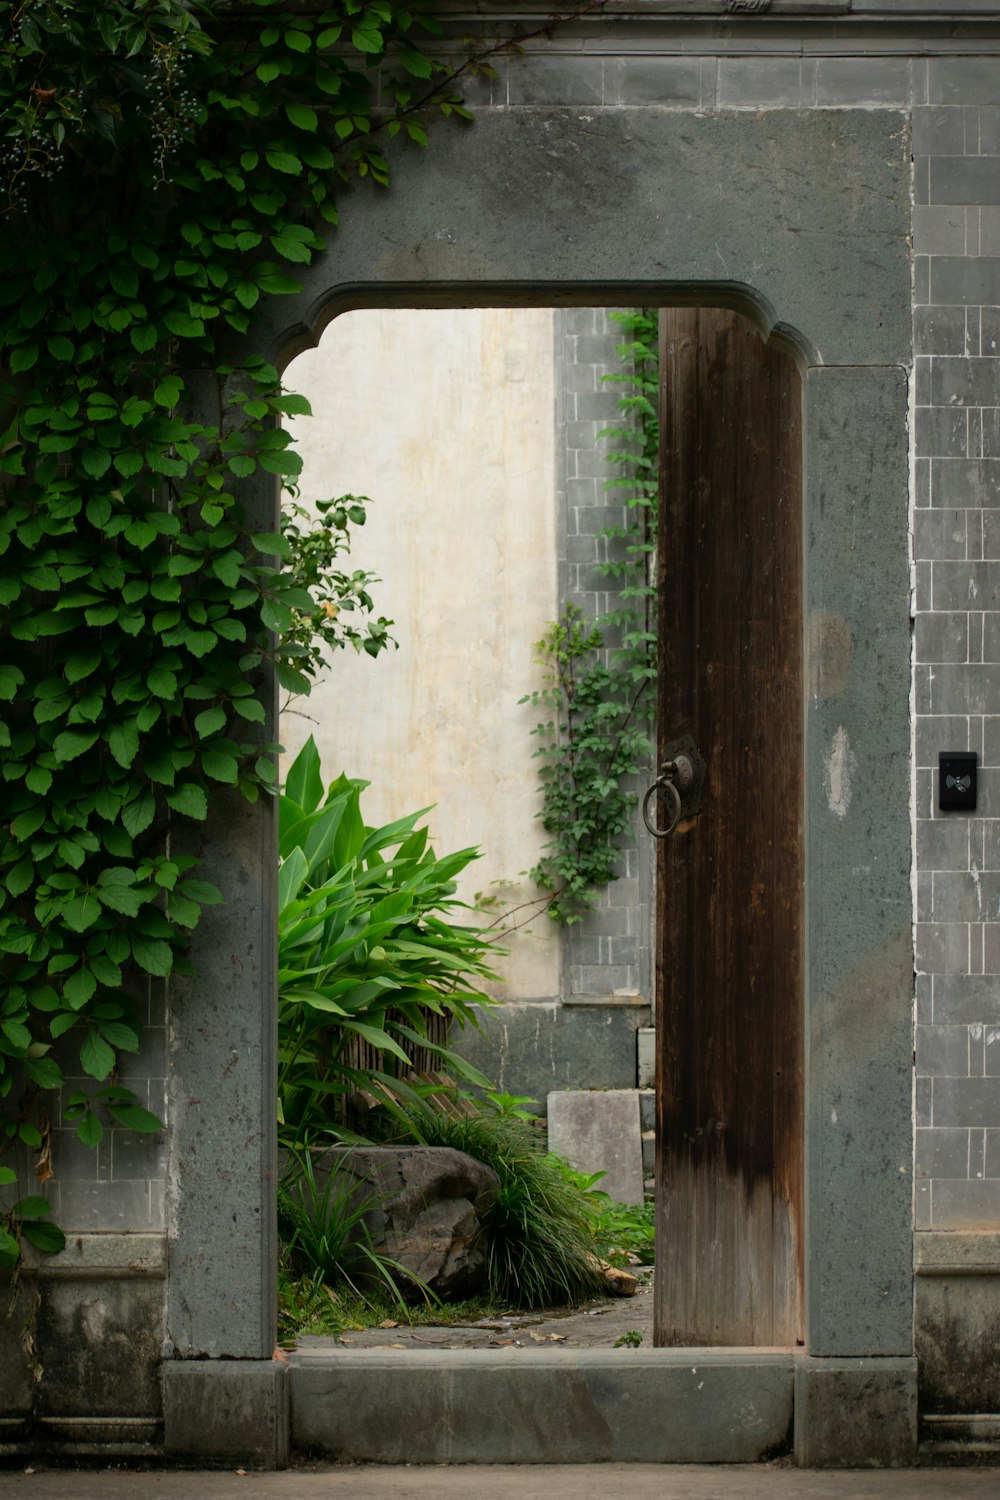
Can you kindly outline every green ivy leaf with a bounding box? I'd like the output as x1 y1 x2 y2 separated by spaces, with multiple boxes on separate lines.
130 936 173 977
21 1221 65 1254
65 647 102 683
202 748 238 784
23 1056 62 1090
102 1098 162 1133
194 706 227 737
80 1031 116 1080
14 1195 54 1218
121 791 155 838
165 783 208 820
53 729 99 762
286 101 319 131
10 344 38 373
265 151 302 176
108 722 139 769
62 898 101 936
147 666 178 699
76 1109 104 1147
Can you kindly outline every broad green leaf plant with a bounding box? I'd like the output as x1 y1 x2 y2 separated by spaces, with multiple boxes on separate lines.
0 0 499 1260
278 737 498 1150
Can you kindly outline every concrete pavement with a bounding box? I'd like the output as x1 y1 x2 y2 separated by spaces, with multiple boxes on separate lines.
3 1464 1000 1499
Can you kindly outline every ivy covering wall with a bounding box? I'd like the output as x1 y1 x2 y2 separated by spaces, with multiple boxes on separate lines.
0 0 494 1257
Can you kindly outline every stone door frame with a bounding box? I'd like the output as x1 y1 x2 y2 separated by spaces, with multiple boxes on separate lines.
163 105 915 1462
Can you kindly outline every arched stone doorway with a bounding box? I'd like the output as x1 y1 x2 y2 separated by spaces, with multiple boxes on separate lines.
163 104 913 1465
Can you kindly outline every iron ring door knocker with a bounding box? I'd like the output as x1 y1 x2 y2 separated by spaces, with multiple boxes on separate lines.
642 764 683 839
641 738 707 839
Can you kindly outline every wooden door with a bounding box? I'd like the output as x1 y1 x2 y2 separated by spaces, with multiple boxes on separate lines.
654 308 804 1347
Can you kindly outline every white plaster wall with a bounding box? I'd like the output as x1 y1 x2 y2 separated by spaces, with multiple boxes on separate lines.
282 308 561 1000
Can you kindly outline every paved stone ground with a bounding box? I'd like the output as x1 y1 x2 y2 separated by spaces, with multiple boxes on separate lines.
297 1271 655 1354
4 1462 1000 1499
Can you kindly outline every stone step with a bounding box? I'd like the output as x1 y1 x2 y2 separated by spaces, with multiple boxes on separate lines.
289 1347 795 1463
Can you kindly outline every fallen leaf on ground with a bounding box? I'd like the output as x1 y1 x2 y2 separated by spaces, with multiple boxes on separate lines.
378 1319 399 1329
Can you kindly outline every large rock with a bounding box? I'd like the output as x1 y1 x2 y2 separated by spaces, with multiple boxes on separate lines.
312 1146 499 1303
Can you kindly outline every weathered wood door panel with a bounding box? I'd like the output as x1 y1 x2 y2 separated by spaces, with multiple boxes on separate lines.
655 308 804 1348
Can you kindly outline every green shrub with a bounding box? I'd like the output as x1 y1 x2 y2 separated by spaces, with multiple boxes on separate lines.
277 737 499 1150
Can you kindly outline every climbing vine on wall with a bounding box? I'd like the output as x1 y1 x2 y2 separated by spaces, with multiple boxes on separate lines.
522 310 659 922
0 0 517 1256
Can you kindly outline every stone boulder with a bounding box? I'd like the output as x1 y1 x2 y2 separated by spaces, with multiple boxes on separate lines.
312 1145 499 1303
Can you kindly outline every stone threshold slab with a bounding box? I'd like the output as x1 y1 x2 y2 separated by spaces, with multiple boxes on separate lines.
289 1347 795 1464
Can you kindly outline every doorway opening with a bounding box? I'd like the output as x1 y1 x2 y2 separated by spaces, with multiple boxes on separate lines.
276 302 803 1352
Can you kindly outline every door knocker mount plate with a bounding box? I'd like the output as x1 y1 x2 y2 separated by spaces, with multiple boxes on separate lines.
641 735 707 839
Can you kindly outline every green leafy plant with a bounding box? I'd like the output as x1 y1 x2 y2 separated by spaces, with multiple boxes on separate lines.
279 494 395 688
277 736 500 1150
588 1190 655 1268
0 1163 63 1266
521 310 659 921
614 1328 644 1348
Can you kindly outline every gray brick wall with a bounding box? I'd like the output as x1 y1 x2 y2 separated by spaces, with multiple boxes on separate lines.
554 307 655 1003
913 57 1000 1229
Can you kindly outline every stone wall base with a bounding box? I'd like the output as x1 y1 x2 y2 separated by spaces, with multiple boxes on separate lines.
0 1232 165 1461
794 1357 918 1467
915 1231 1000 1456
163 1360 289 1469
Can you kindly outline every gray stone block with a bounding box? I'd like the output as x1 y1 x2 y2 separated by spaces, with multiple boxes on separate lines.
931 158 1000 206
915 1126 972 1179
932 1179 1000 1226
914 613 969 664
916 921 970 973
456 1001 649 1112
912 205 966 257
914 305 968 357
930 58 1000 106
506 57 605 108
617 57 703 106
933 1076 1000 1128
290 1349 794 1463
915 1023 972 1077
981 508 1000 554
793 1357 917 1467
916 406 968 459
637 1028 655 1089
916 817 970 871
717 57 803 108
911 106 966 156
914 506 969 560
931 256 1000 306
547 1090 643 1204
163 1360 288 1468
815 57 909 106
932 356 1000 407
929 663 1000 714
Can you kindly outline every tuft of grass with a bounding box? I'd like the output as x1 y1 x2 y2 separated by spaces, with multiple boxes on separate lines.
403 1108 607 1310
278 1147 427 1310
